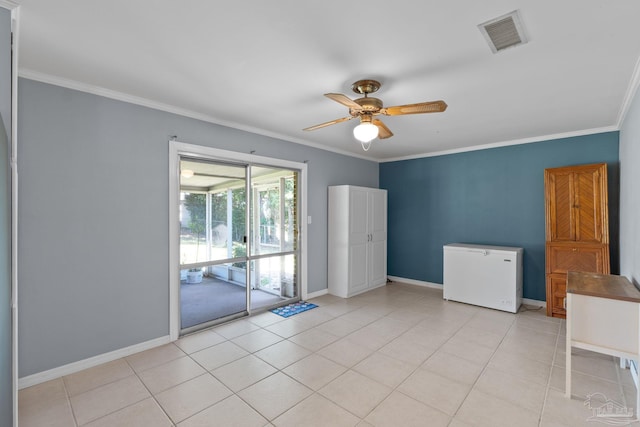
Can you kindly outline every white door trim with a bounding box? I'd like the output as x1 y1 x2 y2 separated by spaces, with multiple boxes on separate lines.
168 140 308 340
5 3 19 427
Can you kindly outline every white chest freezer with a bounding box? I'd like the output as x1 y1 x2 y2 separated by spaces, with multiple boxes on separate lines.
443 243 523 313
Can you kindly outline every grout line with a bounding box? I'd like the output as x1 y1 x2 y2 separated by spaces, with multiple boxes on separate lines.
538 320 563 426
124 354 178 426
552 353 631 386
615 356 628 409
134 388 177 426
60 376 80 427
173 341 238 425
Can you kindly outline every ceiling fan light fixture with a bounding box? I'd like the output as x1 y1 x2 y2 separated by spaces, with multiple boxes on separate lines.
353 121 378 143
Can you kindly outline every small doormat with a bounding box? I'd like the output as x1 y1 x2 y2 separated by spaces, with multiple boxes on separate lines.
271 301 318 318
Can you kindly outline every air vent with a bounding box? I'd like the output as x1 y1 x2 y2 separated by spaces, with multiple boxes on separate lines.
478 10 528 53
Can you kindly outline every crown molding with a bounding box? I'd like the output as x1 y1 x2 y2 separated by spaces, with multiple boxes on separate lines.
380 125 619 163
18 69 379 162
617 53 640 128
0 0 19 10
18 68 628 165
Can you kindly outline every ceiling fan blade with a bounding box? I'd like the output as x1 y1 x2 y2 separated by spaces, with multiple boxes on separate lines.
373 119 393 139
381 100 448 116
324 93 363 110
303 116 353 131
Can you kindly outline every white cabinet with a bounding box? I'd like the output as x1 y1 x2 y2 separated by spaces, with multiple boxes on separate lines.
328 185 387 298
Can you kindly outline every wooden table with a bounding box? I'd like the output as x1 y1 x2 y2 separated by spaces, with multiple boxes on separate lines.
565 271 640 413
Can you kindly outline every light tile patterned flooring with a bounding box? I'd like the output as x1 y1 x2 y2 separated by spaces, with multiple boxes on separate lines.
19 282 640 426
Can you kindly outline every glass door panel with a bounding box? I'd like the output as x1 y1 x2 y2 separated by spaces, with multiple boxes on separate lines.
180 159 246 265
250 166 298 257
250 254 298 310
248 166 299 310
179 158 248 330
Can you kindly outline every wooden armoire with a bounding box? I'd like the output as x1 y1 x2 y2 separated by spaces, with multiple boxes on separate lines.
544 163 610 318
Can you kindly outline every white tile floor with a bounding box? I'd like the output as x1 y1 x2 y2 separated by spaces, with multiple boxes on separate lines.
18 282 640 426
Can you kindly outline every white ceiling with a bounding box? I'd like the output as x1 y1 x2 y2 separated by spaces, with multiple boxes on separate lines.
16 0 640 161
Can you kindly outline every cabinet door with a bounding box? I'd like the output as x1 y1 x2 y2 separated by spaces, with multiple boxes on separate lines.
546 242 608 275
545 170 575 241
367 189 387 287
546 274 567 318
574 167 606 243
349 189 369 243
369 239 387 287
349 243 369 295
369 190 387 238
348 188 369 294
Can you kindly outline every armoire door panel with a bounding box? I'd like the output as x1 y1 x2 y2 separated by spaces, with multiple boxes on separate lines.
370 190 387 236
369 240 387 287
546 171 574 241
546 274 567 318
546 243 606 274
349 243 369 294
349 189 368 237
574 169 604 243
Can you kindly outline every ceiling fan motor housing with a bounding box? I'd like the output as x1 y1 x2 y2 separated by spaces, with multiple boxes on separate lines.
351 97 383 116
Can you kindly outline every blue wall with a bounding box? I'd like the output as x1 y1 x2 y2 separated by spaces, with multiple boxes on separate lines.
380 132 620 301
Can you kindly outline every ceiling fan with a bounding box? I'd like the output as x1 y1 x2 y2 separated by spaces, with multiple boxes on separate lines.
303 79 447 151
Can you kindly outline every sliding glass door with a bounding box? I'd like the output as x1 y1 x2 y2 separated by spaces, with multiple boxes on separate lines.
178 157 300 333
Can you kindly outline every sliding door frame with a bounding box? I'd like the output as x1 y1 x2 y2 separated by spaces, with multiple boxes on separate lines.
168 141 308 340
4 2 19 425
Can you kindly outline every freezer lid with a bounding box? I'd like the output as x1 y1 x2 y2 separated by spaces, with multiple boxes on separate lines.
443 243 523 254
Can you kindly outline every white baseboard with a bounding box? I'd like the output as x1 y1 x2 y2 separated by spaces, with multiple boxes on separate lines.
18 335 172 389
387 276 546 308
305 288 328 300
522 298 546 308
387 276 443 290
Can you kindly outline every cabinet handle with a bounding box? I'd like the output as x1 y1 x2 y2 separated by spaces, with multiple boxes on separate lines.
563 297 566 310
